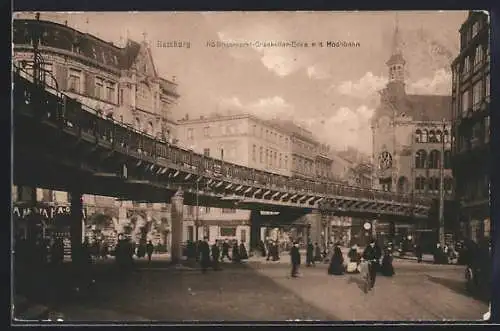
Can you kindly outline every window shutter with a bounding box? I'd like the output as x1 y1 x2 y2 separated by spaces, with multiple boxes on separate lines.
85 72 95 97
55 65 67 90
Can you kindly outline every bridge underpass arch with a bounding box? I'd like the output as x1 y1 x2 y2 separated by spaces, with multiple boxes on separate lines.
249 208 310 250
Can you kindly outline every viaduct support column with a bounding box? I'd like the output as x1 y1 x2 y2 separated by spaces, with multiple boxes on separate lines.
69 190 83 264
249 210 261 250
170 189 184 265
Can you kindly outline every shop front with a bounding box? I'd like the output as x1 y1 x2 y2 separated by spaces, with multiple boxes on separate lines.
13 203 80 260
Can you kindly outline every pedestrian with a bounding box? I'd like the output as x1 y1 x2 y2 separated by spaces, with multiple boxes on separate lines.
273 240 280 261
314 242 322 262
221 240 231 262
211 240 221 270
232 241 241 263
415 243 423 263
266 240 273 261
199 236 211 273
195 240 202 262
434 243 444 264
380 248 395 276
346 244 360 273
186 240 195 260
290 241 301 277
328 244 345 275
259 240 267 257
239 242 248 261
306 240 315 267
362 240 381 290
146 240 154 262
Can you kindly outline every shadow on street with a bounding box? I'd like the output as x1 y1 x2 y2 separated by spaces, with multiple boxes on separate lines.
14 259 336 322
426 275 489 303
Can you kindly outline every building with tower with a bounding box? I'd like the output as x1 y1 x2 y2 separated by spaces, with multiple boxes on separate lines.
12 14 179 250
371 19 455 247
450 11 490 243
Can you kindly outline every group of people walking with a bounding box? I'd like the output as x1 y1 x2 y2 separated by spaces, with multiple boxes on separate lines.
290 240 396 289
192 238 249 273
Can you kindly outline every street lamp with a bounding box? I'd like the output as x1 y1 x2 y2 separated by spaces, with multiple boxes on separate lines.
194 181 201 242
438 119 446 247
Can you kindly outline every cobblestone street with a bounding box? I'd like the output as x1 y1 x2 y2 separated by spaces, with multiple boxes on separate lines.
249 257 488 321
16 256 489 322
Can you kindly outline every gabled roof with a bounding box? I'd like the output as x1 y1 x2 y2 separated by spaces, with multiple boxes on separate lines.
14 19 143 71
403 95 452 121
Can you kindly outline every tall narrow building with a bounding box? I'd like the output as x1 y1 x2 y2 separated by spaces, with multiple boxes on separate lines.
371 17 454 248
450 11 490 243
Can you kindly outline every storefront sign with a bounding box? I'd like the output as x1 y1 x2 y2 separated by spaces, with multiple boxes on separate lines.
260 211 280 216
12 205 86 220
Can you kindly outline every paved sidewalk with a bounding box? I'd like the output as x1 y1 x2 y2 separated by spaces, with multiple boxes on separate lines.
247 261 488 321
46 262 334 321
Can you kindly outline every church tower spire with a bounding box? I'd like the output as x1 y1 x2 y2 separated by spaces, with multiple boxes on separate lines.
386 13 406 97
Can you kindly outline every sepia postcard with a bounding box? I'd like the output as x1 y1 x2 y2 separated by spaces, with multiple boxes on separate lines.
11 11 492 323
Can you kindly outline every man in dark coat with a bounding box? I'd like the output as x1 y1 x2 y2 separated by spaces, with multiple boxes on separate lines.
314 242 322 262
232 241 241 263
199 237 211 273
211 240 221 270
239 242 249 260
362 240 382 290
414 243 423 263
272 240 280 261
290 241 301 277
146 240 154 262
221 240 231 262
306 241 315 267
266 240 273 261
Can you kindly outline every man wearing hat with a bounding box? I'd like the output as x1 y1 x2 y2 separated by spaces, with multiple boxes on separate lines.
290 241 301 277
362 239 382 290
199 236 211 274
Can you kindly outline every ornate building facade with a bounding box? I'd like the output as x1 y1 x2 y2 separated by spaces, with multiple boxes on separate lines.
450 11 490 243
266 119 333 180
176 113 292 176
12 15 179 248
371 22 455 245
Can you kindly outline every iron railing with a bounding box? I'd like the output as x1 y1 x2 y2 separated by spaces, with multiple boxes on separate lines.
13 68 433 208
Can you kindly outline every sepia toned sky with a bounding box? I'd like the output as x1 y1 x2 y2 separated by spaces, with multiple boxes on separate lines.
14 11 468 154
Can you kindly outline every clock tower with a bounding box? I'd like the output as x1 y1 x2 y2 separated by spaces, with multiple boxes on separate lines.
372 16 406 192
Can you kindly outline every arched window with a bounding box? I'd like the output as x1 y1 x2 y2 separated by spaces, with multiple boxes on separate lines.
415 150 427 169
415 176 426 191
422 129 428 143
443 130 450 143
428 150 440 169
444 150 452 169
435 130 442 142
415 129 422 143
428 177 440 191
397 176 409 193
147 121 154 135
429 130 437 143
135 117 141 131
444 177 453 193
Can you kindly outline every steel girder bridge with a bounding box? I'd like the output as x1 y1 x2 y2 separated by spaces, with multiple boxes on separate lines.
13 70 433 222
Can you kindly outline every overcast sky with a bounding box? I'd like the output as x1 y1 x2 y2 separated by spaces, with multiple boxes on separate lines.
15 11 468 154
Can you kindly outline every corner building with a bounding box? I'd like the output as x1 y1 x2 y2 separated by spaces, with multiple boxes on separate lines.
12 15 179 249
450 11 490 243
371 23 455 247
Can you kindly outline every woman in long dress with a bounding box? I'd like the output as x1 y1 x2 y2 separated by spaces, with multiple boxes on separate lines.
232 241 241 263
328 245 345 275
239 242 249 260
380 248 395 276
